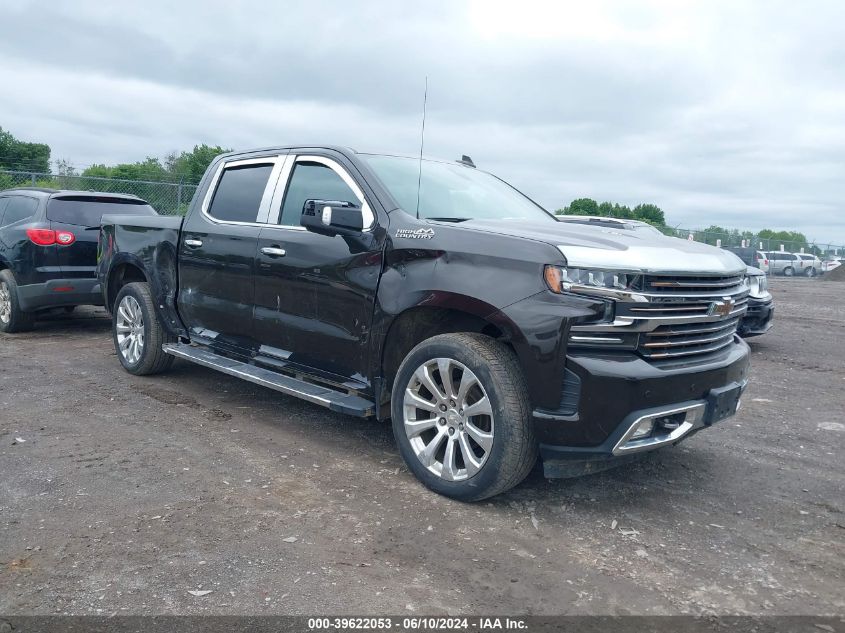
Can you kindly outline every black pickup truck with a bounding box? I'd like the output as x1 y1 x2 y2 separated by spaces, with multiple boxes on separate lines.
98 146 750 500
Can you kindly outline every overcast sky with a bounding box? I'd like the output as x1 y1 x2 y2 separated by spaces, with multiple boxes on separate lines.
1 0 843 243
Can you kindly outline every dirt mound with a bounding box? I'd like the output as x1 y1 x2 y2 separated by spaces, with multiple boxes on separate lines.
821 264 845 281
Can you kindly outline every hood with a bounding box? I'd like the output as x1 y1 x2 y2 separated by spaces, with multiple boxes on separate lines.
455 218 746 275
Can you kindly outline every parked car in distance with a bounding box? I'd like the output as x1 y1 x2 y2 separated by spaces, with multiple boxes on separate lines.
0 188 157 333
822 258 843 273
795 253 821 277
738 266 773 337
725 247 770 274
99 146 750 501
765 251 803 276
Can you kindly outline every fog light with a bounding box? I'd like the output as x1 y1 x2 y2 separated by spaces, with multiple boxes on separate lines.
630 419 654 439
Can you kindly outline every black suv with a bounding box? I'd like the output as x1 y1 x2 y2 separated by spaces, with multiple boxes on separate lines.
0 188 157 332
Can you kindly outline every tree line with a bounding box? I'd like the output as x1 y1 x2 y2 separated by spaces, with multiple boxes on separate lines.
555 197 666 225
0 125 832 250
1 125 228 185
554 197 829 253
1 125 229 214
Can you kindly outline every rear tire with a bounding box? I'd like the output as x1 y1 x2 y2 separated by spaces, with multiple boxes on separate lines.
0 270 35 334
805 267 816 277
112 282 174 376
391 333 538 501
783 266 794 277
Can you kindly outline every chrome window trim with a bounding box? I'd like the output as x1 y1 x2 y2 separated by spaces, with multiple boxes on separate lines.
270 154 375 231
200 155 286 227
266 155 295 226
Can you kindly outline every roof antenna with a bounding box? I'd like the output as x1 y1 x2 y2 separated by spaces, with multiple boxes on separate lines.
415 76 428 219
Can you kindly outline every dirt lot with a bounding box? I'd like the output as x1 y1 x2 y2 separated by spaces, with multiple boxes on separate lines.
1 278 843 616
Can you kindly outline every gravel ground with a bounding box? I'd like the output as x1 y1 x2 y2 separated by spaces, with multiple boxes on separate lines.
1 278 843 616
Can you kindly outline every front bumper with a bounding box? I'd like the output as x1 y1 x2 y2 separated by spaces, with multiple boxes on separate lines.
16 278 103 312
533 338 750 477
738 296 774 337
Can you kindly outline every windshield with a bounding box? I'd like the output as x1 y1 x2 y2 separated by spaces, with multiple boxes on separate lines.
361 154 553 222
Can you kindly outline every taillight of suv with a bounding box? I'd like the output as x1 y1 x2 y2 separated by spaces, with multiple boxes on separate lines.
26 228 76 246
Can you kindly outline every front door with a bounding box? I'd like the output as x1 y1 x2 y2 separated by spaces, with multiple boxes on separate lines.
254 155 384 387
178 155 285 358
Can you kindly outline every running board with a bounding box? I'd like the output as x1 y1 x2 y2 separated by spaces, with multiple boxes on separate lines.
162 343 375 417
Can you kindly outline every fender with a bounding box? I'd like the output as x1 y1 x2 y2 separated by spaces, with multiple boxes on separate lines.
100 216 186 338
367 212 601 411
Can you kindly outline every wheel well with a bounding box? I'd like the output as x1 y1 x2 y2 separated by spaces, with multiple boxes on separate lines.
380 306 505 396
107 264 147 311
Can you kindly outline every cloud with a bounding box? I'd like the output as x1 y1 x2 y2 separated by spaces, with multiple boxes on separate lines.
0 0 843 243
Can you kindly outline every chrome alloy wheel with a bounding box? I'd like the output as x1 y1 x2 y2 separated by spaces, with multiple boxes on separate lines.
116 295 145 364
0 281 11 324
403 358 494 482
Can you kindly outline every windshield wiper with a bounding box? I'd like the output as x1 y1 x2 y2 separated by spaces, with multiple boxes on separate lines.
425 217 471 223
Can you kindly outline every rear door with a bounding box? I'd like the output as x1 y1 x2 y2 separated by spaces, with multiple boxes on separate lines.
0 195 51 286
177 154 286 358
46 196 158 279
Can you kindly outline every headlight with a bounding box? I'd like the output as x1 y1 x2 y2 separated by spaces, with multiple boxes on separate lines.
544 265 638 294
745 274 768 298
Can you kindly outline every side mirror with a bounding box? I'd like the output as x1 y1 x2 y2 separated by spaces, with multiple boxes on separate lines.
301 199 364 236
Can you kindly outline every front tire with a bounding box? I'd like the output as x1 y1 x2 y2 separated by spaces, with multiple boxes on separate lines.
805 267 816 277
112 282 174 375
391 333 537 501
0 270 35 334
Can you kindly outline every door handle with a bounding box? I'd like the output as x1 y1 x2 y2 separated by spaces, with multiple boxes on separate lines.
184 238 203 248
261 246 287 257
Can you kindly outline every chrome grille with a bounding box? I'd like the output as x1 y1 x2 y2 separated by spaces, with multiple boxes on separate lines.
637 274 746 295
569 272 748 362
639 316 741 359
625 295 748 319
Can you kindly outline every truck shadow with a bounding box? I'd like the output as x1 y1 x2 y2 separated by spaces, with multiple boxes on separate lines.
496 442 728 519
30 307 113 334
151 360 727 516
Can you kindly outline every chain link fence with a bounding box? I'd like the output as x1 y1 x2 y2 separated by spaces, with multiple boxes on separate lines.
0 169 197 216
659 226 845 257
3 168 844 257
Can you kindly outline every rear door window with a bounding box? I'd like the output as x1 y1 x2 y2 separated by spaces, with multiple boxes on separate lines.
46 197 157 227
2 196 38 226
0 198 9 225
207 163 275 223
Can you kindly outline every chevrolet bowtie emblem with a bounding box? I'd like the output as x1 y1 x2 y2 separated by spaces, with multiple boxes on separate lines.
709 298 735 317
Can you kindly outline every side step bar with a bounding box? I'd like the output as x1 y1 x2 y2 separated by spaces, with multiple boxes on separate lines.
162 343 375 417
